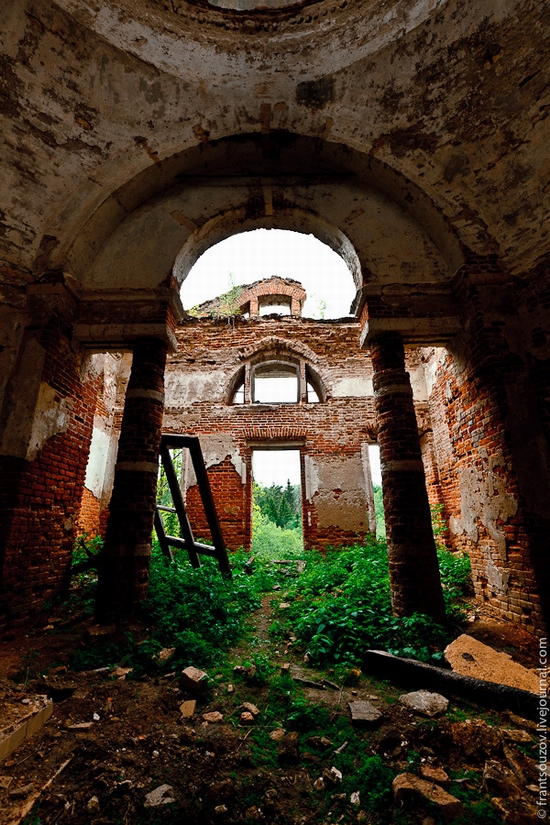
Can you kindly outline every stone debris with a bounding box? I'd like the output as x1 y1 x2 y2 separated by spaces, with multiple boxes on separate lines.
110 667 132 680
482 760 523 798
501 728 533 744
8 782 34 798
0 776 14 790
144 784 175 808
87 796 100 812
180 666 208 694
392 773 464 821
214 804 228 815
305 735 333 749
321 766 343 788
153 647 176 663
202 711 224 724
490 795 539 823
279 603 291 610
350 791 360 805
67 721 94 731
420 765 450 785
444 635 539 694
450 718 501 757
278 731 299 763
269 729 286 741
241 701 260 717
234 664 257 681
399 690 449 717
86 625 116 640
313 777 325 791
240 711 255 725
293 676 326 690
179 699 196 718
348 700 383 727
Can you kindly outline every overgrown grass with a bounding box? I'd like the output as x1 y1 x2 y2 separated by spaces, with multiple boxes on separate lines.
69 527 471 678
251 502 304 559
277 539 471 667
70 548 267 674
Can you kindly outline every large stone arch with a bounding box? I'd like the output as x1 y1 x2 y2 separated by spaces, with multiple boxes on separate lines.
42 133 464 327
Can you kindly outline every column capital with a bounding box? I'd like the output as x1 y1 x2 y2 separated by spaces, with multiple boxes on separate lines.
73 286 184 351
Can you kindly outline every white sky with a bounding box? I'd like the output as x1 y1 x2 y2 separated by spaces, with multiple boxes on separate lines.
252 446 382 488
180 228 356 318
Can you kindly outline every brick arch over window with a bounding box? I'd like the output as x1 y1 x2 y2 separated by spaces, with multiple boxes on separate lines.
239 336 320 365
227 343 327 405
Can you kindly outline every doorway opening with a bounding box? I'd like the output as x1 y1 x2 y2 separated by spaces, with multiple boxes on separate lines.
251 449 303 556
368 444 385 539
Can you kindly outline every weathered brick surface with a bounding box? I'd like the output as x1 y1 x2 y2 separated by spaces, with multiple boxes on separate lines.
162 309 427 552
95 338 168 620
0 320 100 626
423 257 550 633
370 331 445 621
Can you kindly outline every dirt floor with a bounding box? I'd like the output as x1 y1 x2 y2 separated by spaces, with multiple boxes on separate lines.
0 590 543 825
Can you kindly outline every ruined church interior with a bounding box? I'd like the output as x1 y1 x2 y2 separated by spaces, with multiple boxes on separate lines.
0 0 549 820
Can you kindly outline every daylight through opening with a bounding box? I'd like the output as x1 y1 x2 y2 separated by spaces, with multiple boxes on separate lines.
252 449 303 555
180 228 355 319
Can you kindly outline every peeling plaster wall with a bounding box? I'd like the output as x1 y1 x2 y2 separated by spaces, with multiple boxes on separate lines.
27 383 72 461
423 258 549 634
160 314 428 551
78 352 132 537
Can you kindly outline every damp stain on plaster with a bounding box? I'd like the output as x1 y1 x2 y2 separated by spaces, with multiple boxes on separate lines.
27 383 72 461
453 449 518 563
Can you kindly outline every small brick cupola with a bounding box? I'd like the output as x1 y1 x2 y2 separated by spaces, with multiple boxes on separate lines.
238 277 306 317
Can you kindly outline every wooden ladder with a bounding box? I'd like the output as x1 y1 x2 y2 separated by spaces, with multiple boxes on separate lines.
154 434 232 577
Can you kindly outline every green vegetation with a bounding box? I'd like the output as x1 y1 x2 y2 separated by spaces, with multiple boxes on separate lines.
254 481 301 531
251 500 303 559
373 483 385 538
188 276 243 318
277 541 471 668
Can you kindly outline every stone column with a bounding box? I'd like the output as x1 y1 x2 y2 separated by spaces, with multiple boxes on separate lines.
95 337 167 621
370 332 445 621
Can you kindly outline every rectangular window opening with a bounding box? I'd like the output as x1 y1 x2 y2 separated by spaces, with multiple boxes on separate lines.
251 449 304 556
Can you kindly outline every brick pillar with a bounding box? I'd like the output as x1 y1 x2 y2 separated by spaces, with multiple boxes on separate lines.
370 332 445 621
95 338 167 621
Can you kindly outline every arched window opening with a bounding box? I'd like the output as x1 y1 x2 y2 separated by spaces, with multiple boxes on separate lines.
253 362 299 404
305 366 323 403
306 381 320 403
233 380 245 404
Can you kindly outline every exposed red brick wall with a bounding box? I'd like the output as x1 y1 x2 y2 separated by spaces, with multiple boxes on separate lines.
163 315 424 552
78 488 102 537
0 319 101 626
424 256 548 633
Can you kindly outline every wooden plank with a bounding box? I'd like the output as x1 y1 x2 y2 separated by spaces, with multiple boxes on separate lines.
156 434 231 577
154 508 173 561
160 442 200 568
187 438 232 576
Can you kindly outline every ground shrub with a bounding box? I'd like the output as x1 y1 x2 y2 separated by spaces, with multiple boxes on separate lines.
282 540 471 666
251 502 304 559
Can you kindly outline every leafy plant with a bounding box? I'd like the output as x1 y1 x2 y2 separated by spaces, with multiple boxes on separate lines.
281 540 470 667
251 501 303 559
